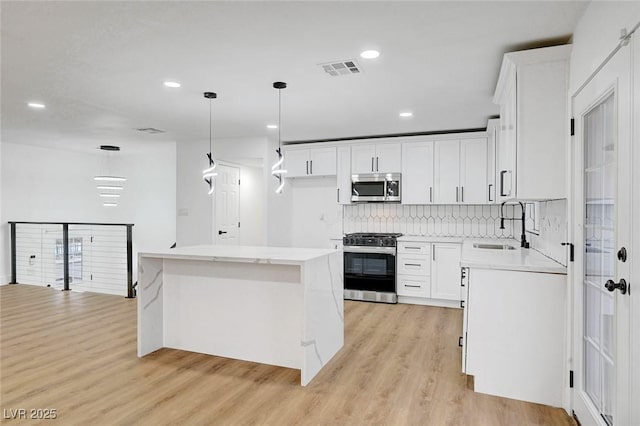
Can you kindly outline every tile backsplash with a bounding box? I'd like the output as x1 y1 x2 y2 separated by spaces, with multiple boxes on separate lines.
344 204 516 239
528 199 568 266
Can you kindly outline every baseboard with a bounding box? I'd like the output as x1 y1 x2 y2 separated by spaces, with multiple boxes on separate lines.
397 296 460 309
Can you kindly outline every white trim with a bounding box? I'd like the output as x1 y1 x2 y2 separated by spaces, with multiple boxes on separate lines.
397 296 460 309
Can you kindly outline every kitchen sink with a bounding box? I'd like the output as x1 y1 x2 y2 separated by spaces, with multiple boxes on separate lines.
473 243 517 250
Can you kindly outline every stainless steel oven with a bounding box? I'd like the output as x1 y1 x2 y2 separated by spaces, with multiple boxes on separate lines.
343 233 401 304
351 173 401 203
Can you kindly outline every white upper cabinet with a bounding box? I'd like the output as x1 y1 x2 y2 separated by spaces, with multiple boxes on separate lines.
336 146 352 205
402 141 434 204
486 119 499 204
460 138 488 204
493 45 571 200
434 140 461 204
351 143 401 174
283 146 336 178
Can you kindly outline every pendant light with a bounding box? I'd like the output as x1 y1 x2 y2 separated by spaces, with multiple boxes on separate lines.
202 91 218 195
271 81 287 194
95 145 125 207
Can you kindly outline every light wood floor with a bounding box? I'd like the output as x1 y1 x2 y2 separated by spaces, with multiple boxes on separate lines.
1 284 573 425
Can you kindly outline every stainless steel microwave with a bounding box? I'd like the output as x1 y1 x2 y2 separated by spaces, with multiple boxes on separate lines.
351 173 401 203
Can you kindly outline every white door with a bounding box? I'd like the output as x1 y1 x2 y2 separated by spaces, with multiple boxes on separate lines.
434 140 460 204
402 141 434 204
460 138 488 204
375 143 402 173
214 164 240 245
572 40 631 426
309 147 336 176
284 149 309 178
351 144 376 174
431 243 461 301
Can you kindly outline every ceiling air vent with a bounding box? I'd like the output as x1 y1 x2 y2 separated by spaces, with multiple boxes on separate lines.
135 127 166 134
320 60 361 77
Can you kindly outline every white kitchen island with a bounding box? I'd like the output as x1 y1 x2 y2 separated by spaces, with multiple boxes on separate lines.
137 245 343 386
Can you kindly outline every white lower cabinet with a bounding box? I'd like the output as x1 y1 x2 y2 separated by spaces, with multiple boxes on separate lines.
463 267 565 407
431 243 462 301
396 241 461 307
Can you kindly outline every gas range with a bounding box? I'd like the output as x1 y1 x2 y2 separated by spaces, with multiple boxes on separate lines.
343 233 403 247
342 233 402 304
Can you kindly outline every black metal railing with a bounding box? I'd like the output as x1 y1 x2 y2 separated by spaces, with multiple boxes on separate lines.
9 222 135 298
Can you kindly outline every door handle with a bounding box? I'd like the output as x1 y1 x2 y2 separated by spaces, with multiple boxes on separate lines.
605 279 628 295
218 230 227 235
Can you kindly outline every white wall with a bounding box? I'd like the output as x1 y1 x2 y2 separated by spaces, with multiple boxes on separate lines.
1 141 176 283
569 2 640 95
0 138 6 284
176 136 267 247
239 165 266 246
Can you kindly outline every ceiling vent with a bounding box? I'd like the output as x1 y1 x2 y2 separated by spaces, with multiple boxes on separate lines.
319 60 361 77
135 127 165 134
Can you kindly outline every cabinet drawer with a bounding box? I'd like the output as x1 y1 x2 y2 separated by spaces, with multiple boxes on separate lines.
398 242 431 255
397 256 431 276
397 275 430 298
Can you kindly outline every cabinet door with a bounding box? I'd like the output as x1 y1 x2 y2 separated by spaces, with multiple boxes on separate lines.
351 144 376 174
337 146 352 205
309 147 336 176
487 121 498 204
402 142 434 204
284 149 310 178
431 243 462 301
375 143 402 173
434 140 460 204
460 138 488 204
497 79 517 201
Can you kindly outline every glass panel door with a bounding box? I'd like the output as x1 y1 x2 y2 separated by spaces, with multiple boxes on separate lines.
583 92 616 425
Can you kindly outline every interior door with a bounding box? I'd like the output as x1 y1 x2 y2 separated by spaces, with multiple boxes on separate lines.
572 39 631 426
402 141 434 204
460 138 488 204
434 140 460 204
214 164 240 245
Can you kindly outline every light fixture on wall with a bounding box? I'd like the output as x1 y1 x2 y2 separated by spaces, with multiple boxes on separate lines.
95 145 125 207
202 92 218 195
271 81 287 194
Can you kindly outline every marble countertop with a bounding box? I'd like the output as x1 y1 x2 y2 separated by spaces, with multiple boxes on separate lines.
397 235 464 244
139 245 339 265
460 239 567 274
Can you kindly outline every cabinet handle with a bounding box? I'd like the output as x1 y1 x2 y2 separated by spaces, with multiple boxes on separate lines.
488 184 494 202
458 336 463 347
337 188 340 203
460 300 465 309
310 160 313 175
405 284 421 288
306 161 309 175
376 157 379 172
456 187 459 202
404 263 421 267
461 186 464 203
500 170 507 196
430 186 433 203
371 157 374 172
405 246 421 250
433 248 435 261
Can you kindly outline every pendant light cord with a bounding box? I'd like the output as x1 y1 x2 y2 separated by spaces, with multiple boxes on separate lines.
209 99 212 155
278 88 282 150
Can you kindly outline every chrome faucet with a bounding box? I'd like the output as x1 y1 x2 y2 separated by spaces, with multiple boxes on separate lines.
500 202 530 249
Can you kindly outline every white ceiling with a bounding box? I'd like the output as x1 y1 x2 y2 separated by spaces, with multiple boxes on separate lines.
1 1 588 152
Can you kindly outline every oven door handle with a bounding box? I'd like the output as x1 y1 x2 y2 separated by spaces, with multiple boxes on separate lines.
343 246 397 255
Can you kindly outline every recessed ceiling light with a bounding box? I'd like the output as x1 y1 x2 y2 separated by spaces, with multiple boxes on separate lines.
97 185 123 190
399 112 413 118
99 193 121 198
360 50 380 59
163 81 181 88
267 124 278 129
28 102 45 109
103 202 118 207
